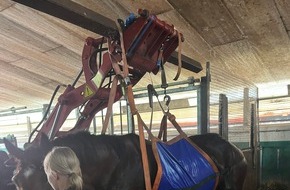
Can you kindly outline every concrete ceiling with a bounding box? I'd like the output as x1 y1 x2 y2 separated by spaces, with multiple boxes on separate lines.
0 0 290 112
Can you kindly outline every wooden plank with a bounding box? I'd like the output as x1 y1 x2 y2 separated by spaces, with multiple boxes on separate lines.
0 80 53 109
44 46 81 71
168 0 244 47
8 58 82 86
112 0 172 16
9 0 118 37
0 16 59 52
0 77 63 109
71 0 121 21
0 46 22 62
0 33 80 77
0 57 74 109
213 39 274 83
0 62 61 92
0 87 44 108
0 0 14 11
223 0 290 82
274 0 290 37
1 3 88 54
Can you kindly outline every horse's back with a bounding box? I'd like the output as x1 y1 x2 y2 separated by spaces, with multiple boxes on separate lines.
189 133 247 190
189 133 245 164
52 132 157 190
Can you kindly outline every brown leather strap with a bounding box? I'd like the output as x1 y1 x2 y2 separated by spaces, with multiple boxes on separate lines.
116 20 152 190
101 38 125 134
127 85 152 190
166 111 186 136
173 32 182 81
158 114 167 142
151 137 163 190
115 20 129 78
101 75 119 134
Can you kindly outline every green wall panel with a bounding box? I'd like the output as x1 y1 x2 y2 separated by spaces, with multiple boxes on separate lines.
260 141 290 183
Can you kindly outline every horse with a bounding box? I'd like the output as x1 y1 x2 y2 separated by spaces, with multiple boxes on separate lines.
4 132 247 190
0 150 16 190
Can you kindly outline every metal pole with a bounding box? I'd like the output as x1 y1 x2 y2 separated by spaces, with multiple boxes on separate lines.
92 117 97 134
197 62 210 134
126 100 134 133
243 88 250 130
119 100 123 135
110 109 114 135
218 94 228 140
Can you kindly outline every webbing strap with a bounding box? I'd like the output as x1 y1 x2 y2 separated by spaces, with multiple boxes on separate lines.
158 115 167 141
116 20 153 190
173 32 182 81
127 85 153 190
101 75 119 134
110 17 185 190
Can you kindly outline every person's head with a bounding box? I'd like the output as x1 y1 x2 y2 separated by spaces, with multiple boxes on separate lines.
43 147 82 190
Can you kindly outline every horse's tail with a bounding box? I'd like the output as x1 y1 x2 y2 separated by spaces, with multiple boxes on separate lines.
223 157 247 190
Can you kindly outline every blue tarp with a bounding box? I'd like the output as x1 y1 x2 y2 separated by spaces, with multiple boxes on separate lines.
156 138 217 190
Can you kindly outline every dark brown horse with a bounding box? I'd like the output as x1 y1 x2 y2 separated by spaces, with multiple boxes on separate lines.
0 150 15 190
4 132 247 190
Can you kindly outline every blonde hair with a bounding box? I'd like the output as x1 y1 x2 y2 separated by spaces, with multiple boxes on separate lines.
43 146 83 190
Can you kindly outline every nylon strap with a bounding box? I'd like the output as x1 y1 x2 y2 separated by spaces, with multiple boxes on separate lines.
173 32 182 81
116 20 152 190
158 114 167 142
101 75 119 134
127 85 153 190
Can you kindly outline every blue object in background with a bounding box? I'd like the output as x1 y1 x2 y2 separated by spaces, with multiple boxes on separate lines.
125 13 136 27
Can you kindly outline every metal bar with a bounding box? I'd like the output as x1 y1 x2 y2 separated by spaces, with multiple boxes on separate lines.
251 103 259 169
244 88 250 128
11 0 118 37
134 85 198 99
0 106 27 113
197 62 210 134
48 104 63 140
167 51 202 73
259 94 290 101
219 94 228 140
133 77 198 92
119 101 123 135
93 117 97 135
11 0 202 73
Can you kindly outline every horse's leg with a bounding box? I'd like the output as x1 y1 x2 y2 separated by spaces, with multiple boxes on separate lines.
224 158 247 190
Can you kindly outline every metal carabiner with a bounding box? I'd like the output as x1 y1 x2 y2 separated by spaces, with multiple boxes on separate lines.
163 95 171 112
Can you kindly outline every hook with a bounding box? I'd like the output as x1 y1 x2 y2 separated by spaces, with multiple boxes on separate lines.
163 95 171 112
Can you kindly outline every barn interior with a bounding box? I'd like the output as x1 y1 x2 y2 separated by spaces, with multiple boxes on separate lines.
0 0 290 189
